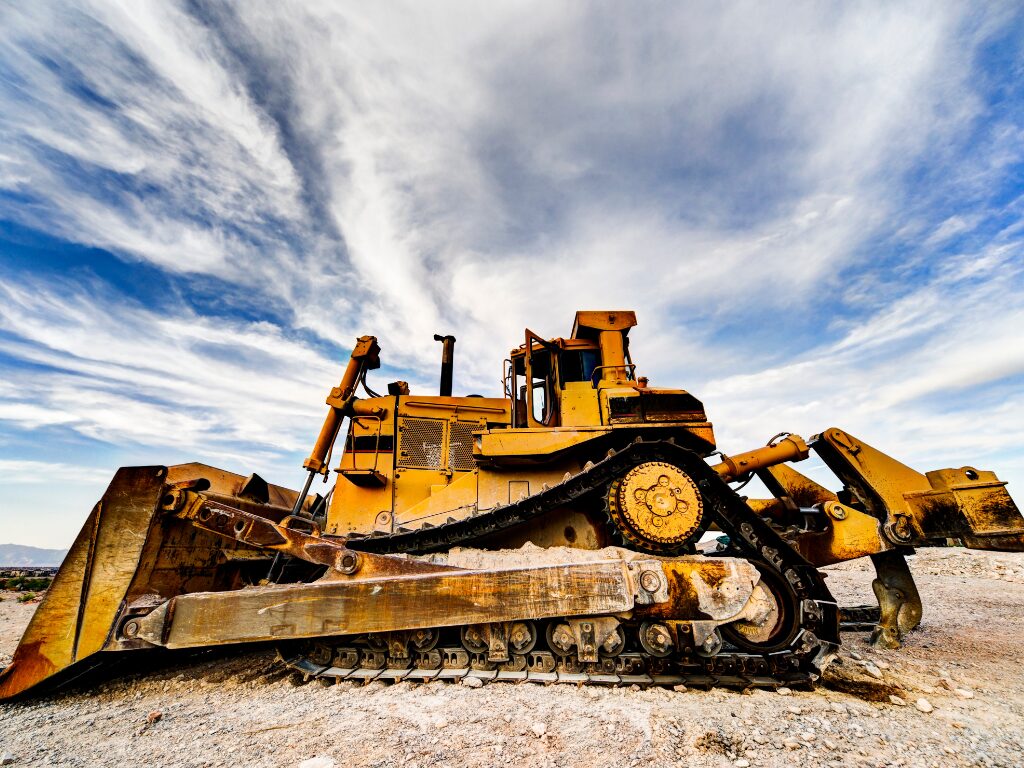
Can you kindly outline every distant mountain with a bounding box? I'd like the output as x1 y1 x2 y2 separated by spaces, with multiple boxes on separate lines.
0 543 68 567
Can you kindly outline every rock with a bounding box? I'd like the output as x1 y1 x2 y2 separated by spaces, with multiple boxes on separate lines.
955 688 974 699
531 722 547 738
849 650 863 660
874 659 889 670
298 758 336 768
673 684 687 693
862 663 883 680
914 698 933 713
735 760 750 767
776 687 792 696
938 677 955 691
787 706 802 715
918 684 935 694
783 738 802 750
829 702 847 715
146 711 162 725
0 753 14 766
888 694 907 706
461 677 483 689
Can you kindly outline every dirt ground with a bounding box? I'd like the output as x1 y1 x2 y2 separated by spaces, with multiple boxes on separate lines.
1 548 1023 768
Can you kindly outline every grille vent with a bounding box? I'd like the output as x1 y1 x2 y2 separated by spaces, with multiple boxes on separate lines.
398 418 445 469
448 421 477 471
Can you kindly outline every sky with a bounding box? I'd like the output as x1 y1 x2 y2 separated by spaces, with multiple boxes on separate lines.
1 1 1023 548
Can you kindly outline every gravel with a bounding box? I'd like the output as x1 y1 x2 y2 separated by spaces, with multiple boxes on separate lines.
1 548 1023 767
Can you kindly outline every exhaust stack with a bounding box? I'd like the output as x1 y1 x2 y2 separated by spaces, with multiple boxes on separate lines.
433 334 455 397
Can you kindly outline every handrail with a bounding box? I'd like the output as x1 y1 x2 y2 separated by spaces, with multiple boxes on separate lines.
404 400 507 415
589 364 637 387
349 415 382 472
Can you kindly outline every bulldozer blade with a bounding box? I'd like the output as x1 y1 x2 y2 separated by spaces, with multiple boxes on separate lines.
0 464 295 700
0 467 169 699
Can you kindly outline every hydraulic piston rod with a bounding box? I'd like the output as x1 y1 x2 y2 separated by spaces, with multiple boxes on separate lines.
711 434 810 482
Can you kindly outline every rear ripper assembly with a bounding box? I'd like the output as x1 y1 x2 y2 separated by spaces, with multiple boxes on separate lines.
2 310 1022 699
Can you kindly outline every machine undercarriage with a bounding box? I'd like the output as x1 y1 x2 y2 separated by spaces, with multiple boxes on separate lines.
1 310 1021 699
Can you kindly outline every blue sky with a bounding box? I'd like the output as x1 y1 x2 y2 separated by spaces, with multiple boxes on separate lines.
1 2 1023 548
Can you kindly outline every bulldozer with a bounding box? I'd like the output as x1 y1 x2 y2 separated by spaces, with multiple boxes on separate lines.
2 310 1022 699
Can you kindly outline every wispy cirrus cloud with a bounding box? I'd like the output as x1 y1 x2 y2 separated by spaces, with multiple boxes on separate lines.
1 1 1023 546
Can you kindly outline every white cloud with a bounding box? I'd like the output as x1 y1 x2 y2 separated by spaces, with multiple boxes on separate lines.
702 243 1024 489
0 460 113 485
1 1 1023 544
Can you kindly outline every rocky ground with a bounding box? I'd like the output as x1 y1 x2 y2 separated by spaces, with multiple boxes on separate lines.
1 548 1023 768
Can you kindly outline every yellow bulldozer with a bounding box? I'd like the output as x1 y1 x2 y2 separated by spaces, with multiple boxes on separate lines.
3 310 1022 698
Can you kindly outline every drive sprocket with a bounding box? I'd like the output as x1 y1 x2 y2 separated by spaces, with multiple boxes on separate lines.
607 461 704 552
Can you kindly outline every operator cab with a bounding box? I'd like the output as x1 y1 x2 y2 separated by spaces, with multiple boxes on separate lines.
506 311 638 428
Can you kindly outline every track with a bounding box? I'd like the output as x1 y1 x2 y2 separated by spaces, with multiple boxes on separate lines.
279 440 841 689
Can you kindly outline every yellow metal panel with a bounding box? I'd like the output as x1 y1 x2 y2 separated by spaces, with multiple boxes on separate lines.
791 502 892 566
476 458 582 510
477 426 611 460
396 469 479 526
560 381 601 426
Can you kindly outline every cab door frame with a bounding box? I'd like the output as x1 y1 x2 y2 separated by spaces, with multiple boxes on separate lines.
524 329 561 428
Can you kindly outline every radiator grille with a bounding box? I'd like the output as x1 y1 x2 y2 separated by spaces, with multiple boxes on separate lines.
448 421 477 471
398 418 446 469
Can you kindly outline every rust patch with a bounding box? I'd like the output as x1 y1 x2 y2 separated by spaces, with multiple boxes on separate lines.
789 480 831 509
917 497 964 537
0 640 58 699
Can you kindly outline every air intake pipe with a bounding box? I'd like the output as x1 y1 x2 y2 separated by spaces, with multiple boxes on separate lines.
433 334 456 397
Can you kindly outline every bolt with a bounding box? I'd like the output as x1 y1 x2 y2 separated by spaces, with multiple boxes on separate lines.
826 503 847 520
640 570 662 593
122 620 140 638
553 626 573 651
699 631 723 658
338 552 360 574
646 628 667 648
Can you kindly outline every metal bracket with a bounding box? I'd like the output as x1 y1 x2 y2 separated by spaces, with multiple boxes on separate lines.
626 561 670 605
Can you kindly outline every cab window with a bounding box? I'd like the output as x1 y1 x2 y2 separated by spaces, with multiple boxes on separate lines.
529 349 556 425
559 349 600 387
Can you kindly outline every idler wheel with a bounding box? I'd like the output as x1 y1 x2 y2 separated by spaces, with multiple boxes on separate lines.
509 621 538 655
638 621 674 658
608 462 704 551
599 625 627 658
461 625 488 654
546 622 575 657
410 627 440 652
720 568 801 654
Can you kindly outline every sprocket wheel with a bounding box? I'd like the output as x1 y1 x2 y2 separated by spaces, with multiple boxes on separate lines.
607 461 704 552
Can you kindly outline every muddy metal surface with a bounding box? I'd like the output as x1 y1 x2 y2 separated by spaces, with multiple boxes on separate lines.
1 548 1023 768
